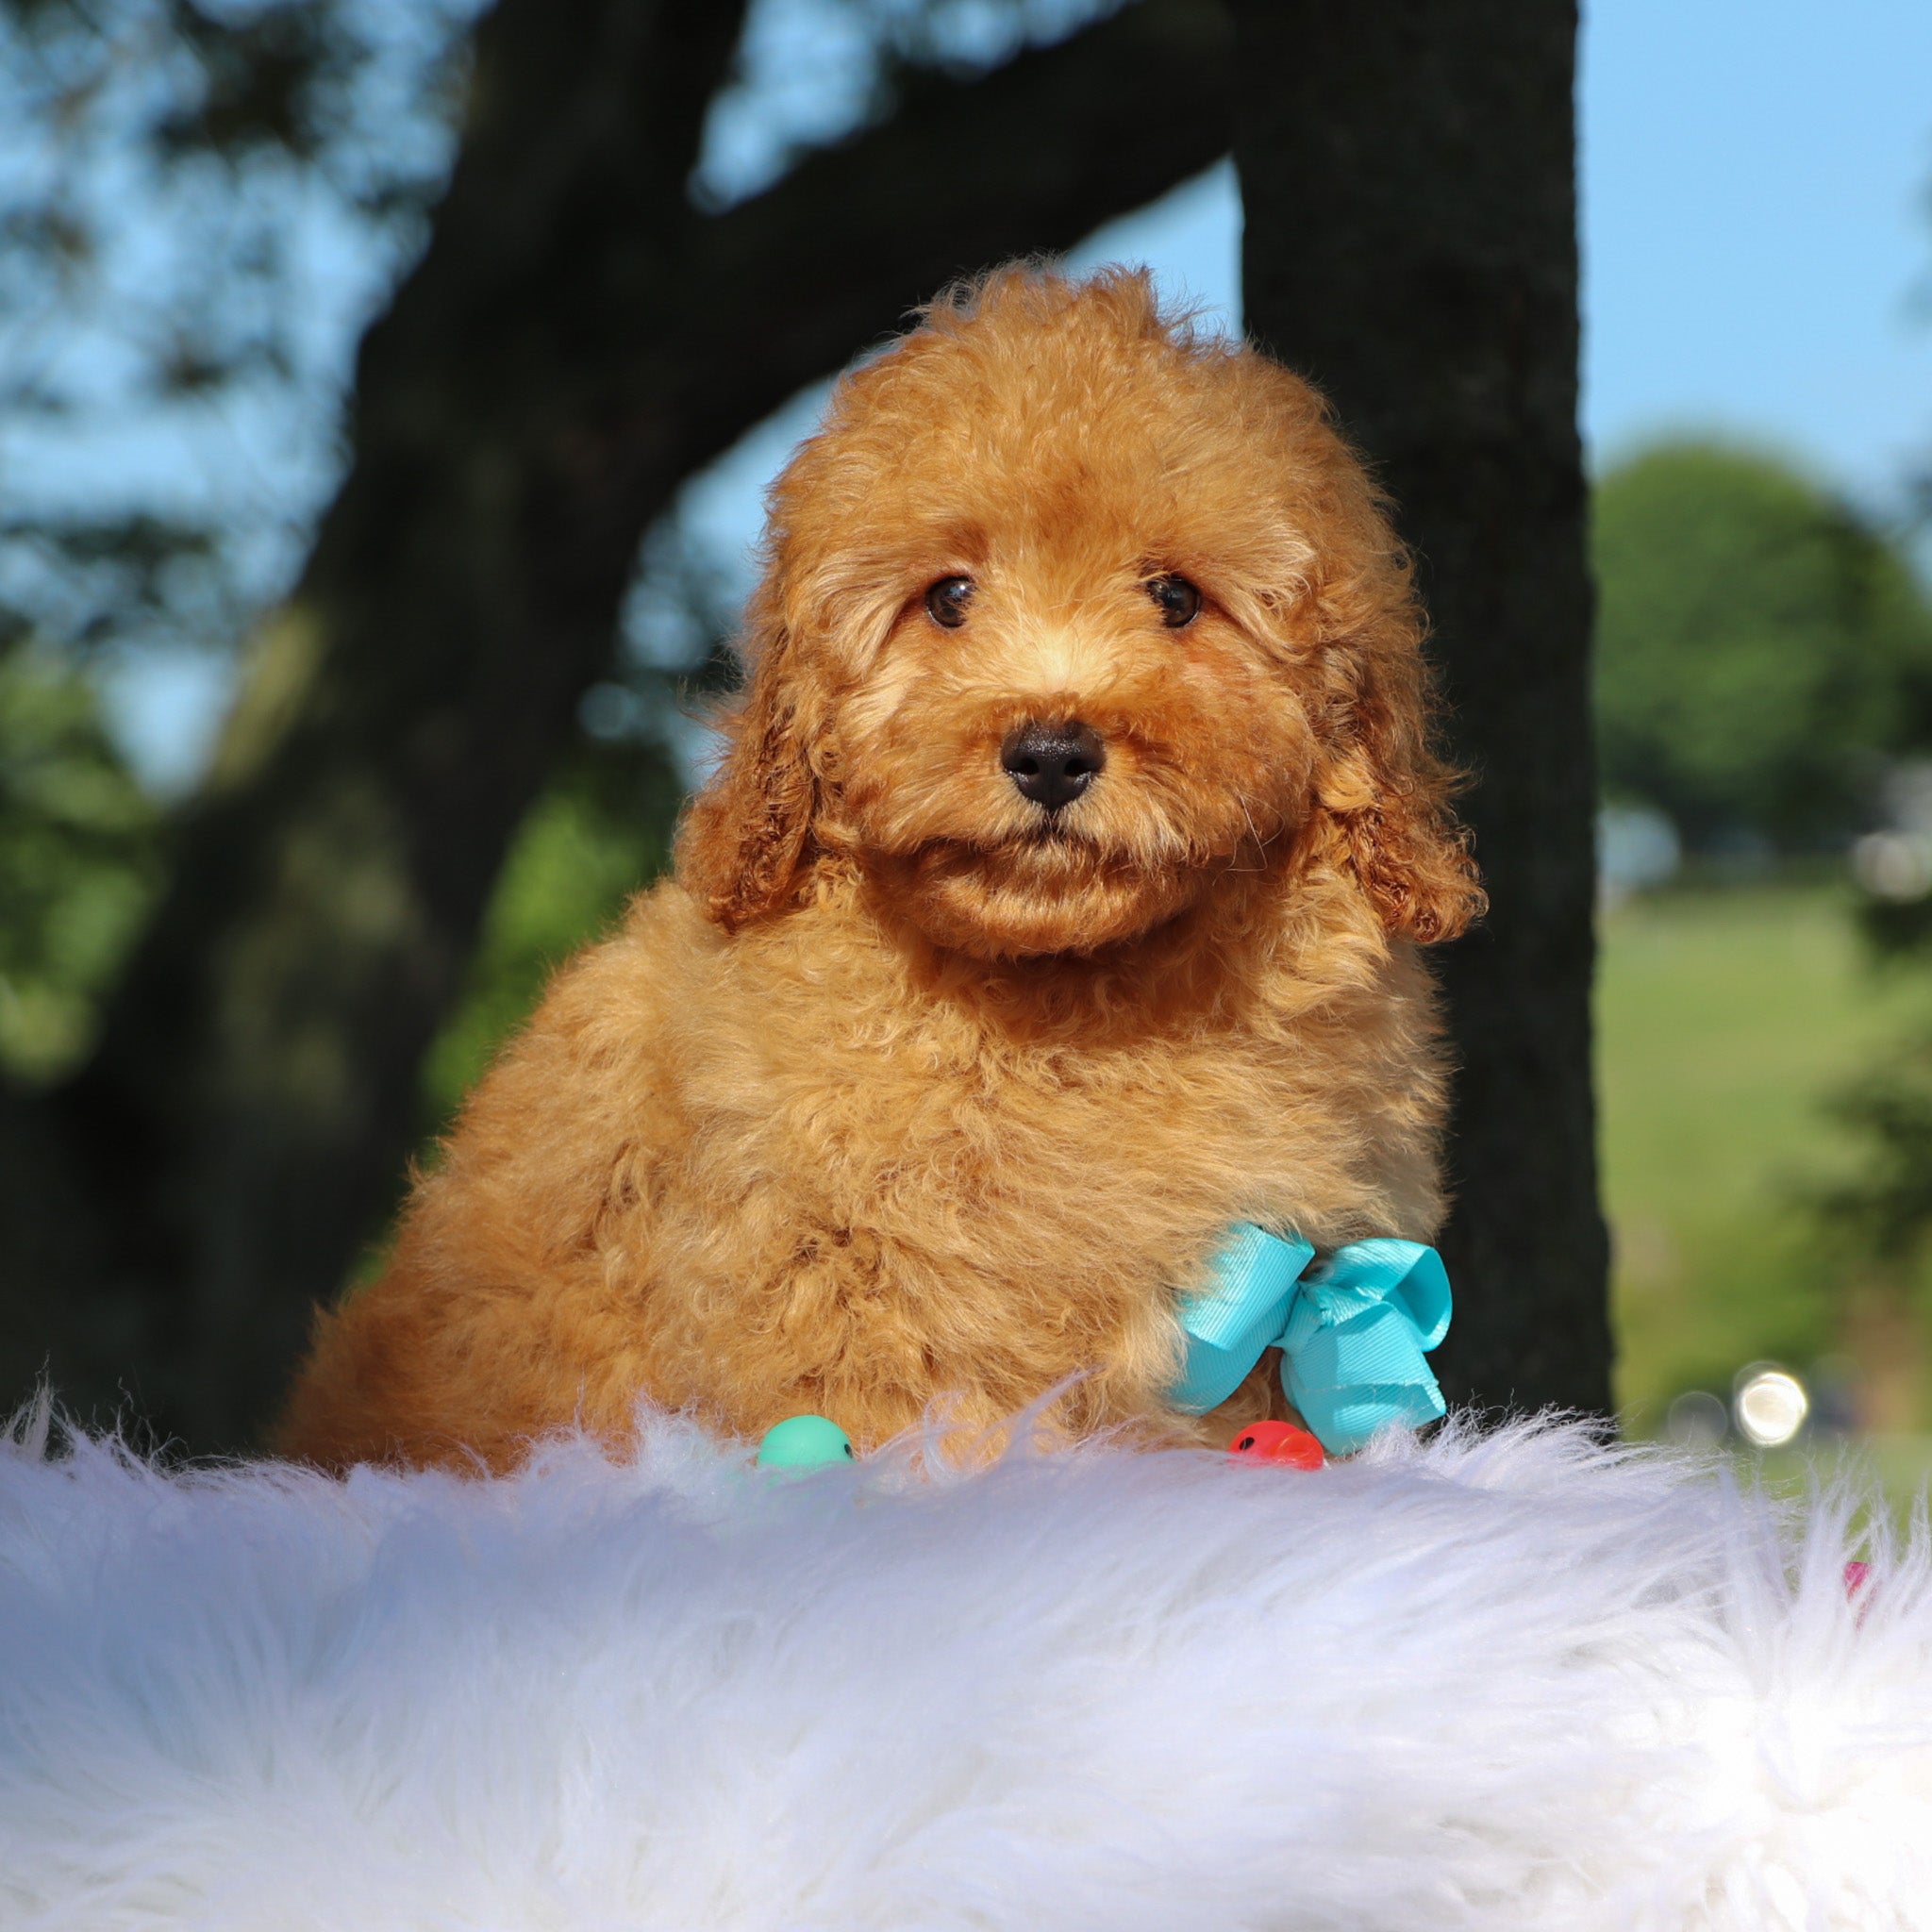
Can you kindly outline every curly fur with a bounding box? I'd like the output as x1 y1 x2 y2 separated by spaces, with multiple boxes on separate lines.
279 267 1484 1473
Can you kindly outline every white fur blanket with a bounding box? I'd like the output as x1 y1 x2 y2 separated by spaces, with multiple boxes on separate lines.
2 1407 1928 1931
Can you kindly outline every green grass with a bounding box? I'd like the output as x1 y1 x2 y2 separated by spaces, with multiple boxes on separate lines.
1599 883 1932 1432
1757 1434 1932 1520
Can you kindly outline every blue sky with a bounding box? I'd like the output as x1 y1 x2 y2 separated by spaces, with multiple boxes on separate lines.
679 0 1932 617
1580 0 1932 501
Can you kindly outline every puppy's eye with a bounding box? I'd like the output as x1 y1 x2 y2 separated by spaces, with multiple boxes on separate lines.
924 576 975 628
1146 575 1203 628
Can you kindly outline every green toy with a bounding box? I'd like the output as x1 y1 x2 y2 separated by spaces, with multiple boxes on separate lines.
754 1414 856 1472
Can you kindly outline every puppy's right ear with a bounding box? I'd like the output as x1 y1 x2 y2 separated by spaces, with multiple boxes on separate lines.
675 598 821 932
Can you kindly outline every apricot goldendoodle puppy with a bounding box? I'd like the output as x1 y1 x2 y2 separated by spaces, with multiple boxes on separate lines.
279 266 1483 1474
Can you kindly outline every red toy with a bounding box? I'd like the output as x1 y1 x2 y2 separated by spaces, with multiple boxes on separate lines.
1227 1422 1325 1470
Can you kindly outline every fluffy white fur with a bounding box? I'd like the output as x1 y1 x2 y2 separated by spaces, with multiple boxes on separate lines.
3 1408 1930 1930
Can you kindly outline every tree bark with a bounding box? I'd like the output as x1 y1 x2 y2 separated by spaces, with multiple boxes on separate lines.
6 0 1234 1449
1231 1 1611 1416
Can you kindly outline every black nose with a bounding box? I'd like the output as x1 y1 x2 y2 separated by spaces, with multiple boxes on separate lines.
1000 722 1106 812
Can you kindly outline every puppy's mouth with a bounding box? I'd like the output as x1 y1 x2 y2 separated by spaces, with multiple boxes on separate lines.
924 814 1141 881
1012 816 1094 851
870 827 1204 960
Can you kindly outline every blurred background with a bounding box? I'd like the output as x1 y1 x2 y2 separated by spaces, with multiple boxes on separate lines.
3 0 1930 1464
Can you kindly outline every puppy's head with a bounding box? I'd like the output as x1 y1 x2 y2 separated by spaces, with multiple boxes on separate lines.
678 267 1481 959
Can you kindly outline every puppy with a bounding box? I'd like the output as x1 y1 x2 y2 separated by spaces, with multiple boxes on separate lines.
279 266 1482 1474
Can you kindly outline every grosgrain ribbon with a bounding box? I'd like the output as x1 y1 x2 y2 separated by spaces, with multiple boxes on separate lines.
1168 1226 1452 1456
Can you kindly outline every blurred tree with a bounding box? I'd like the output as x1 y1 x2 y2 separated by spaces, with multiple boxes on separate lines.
1233 0 1610 1417
0 0 1238 1446
1594 442 1932 854
0 639 158 1084
1801 168 1932 1424
4 0 1618 1447
1814 1045 1932 1430
420 738 684 1131
0 0 471 719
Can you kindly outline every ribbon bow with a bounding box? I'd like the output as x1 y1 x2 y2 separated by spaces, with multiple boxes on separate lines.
1167 1225 1452 1456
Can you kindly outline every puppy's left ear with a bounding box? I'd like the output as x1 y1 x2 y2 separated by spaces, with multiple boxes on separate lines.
675 590 824 932
1313 589 1485 945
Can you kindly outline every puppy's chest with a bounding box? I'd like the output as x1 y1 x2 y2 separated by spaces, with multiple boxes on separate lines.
730 1005 1349 1253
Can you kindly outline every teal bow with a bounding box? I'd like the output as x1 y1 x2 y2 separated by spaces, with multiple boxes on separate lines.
1168 1226 1452 1456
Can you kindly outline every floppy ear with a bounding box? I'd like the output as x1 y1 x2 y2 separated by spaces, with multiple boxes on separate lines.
675 591 823 933
1312 590 1485 946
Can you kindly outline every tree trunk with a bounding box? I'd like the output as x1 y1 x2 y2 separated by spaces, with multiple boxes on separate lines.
4 0 1234 1450
1231 1 1611 1416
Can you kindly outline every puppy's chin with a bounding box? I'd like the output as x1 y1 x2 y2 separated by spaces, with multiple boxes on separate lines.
874 840 1201 960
